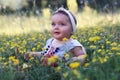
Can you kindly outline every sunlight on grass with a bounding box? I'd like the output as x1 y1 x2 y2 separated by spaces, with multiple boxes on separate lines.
43 8 51 18
0 10 120 35
0 12 120 35
67 0 78 13
0 0 120 35
0 15 51 35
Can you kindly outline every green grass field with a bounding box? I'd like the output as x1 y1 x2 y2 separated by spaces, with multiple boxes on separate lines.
0 0 120 80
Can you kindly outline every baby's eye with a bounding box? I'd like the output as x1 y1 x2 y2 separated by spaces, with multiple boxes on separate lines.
60 23 65 26
51 23 55 26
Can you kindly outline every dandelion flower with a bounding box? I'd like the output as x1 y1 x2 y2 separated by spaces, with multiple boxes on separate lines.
62 37 68 41
106 40 110 44
71 35 77 39
56 66 61 72
48 55 58 63
69 62 80 69
73 69 80 78
111 42 117 46
111 47 119 51
63 72 69 78
77 55 87 60
9 56 15 61
84 63 89 67
98 49 102 52
13 59 19 66
89 36 100 42
92 58 97 62
63 53 70 60
4 62 8 66
42 47 46 50
90 45 96 49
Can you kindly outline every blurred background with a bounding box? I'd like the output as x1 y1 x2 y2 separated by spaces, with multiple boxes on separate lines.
0 0 120 35
0 0 120 15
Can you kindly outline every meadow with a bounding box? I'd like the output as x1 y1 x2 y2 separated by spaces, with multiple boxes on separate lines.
0 1 120 80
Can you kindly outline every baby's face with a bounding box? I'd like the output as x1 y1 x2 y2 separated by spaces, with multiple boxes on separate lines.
51 13 73 41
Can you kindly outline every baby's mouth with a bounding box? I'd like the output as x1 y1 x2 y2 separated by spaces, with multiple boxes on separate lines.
54 31 60 35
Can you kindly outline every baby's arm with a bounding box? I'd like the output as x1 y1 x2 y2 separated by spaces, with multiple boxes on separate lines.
71 46 87 65
24 52 42 60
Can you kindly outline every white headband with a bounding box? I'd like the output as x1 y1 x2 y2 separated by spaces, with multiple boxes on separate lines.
54 7 76 33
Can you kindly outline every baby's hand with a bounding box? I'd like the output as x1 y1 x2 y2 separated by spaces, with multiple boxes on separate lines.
24 52 31 60
24 52 42 60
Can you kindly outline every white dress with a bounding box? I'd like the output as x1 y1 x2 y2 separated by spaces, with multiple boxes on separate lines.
42 38 86 58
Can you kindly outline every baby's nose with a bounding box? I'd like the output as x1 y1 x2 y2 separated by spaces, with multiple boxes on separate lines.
54 24 60 29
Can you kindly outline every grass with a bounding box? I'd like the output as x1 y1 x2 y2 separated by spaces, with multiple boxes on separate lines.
0 7 120 35
0 0 120 80
0 20 120 80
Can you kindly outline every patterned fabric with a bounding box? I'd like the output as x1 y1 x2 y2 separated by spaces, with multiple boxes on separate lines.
42 38 86 58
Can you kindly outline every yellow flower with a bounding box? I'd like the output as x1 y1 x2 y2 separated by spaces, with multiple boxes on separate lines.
92 58 97 62
65 53 69 58
37 45 41 49
32 47 36 51
73 69 80 78
31 37 36 41
89 36 100 42
4 62 8 66
84 63 89 67
77 54 87 60
62 37 68 41
63 72 69 78
108 52 113 55
9 56 15 61
13 59 19 66
22 39 27 45
30 57 34 61
117 53 120 56
90 45 96 49
106 40 110 44
0 47 5 52
42 47 46 50
9 56 19 66
98 49 102 52
48 55 58 63
71 35 77 39
56 66 61 72
0 57 5 60
64 53 70 60
111 47 119 51
69 62 80 69
101 45 104 49
99 57 107 64
111 42 117 46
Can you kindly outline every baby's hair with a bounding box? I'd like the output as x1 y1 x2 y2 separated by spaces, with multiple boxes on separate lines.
52 10 77 25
